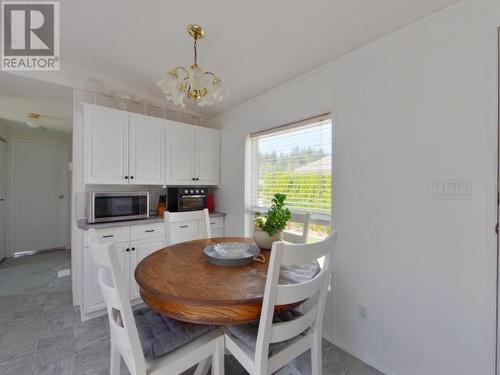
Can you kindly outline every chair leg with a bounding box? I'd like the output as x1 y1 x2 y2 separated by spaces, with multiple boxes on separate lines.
211 336 225 375
110 343 121 375
193 357 211 375
311 332 322 375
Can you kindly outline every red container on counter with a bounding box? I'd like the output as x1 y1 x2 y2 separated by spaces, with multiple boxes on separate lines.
207 193 215 212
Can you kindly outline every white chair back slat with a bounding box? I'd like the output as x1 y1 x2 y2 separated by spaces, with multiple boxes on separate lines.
283 212 311 244
275 268 328 305
253 233 335 374
88 229 147 375
109 314 131 350
98 269 125 310
164 209 211 245
269 305 318 344
280 240 332 266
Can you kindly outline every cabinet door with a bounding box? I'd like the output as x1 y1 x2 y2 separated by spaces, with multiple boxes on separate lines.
129 238 165 300
165 123 196 185
195 128 220 186
83 105 129 184
129 115 166 185
83 243 129 314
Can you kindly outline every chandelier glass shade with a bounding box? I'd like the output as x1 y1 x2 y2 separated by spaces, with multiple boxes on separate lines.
157 25 229 108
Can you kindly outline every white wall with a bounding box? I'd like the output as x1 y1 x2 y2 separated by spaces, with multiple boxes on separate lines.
212 1 500 374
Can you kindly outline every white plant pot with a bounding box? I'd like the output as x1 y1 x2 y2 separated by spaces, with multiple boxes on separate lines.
253 228 282 250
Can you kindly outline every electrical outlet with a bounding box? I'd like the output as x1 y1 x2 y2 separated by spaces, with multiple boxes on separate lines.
359 304 369 320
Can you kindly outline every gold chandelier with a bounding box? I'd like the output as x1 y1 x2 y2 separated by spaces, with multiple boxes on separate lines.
157 24 229 108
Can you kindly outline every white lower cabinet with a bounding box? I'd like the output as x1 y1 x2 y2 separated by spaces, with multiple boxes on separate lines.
81 216 224 320
129 238 165 300
209 216 225 238
82 224 165 319
83 242 129 315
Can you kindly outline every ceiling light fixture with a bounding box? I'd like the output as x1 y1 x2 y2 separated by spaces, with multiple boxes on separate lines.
157 24 229 108
26 112 69 130
26 112 42 128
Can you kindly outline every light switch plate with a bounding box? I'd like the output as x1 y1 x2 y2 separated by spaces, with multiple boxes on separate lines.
433 179 471 200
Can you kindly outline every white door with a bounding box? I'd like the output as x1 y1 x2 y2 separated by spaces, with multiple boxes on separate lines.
129 115 165 185
165 123 196 185
84 106 129 184
11 140 69 252
129 238 165 300
0 139 6 260
195 128 220 186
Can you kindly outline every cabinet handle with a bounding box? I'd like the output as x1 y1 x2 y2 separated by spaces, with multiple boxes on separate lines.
195 178 199 181
132 247 136 251
124 176 129 179
210 222 216 225
180 225 188 228
192 177 195 181
130 176 134 179
126 248 130 252
145 229 155 233
102 234 114 238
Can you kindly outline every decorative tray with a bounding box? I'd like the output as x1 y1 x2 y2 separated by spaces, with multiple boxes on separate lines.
203 242 264 266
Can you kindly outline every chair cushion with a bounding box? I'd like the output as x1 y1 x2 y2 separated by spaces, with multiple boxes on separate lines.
134 306 215 360
279 261 321 285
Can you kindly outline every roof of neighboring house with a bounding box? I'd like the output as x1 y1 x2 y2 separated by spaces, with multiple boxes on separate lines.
295 155 331 173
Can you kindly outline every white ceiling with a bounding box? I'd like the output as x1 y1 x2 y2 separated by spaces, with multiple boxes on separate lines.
61 0 460 117
0 73 73 133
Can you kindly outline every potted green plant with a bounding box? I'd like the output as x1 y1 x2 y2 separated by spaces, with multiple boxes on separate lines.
254 193 292 250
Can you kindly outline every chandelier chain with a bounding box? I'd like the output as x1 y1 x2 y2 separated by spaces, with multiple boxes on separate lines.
193 38 198 65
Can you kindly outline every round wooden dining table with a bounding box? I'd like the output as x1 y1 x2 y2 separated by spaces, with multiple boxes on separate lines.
135 237 296 325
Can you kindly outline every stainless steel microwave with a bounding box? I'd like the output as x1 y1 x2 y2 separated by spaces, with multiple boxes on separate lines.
87 192 149 223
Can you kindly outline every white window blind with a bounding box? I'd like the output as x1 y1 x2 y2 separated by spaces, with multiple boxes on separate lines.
250 114 332 222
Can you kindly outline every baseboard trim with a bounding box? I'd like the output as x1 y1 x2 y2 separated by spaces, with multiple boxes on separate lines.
323 333 398 375
13 246 67 258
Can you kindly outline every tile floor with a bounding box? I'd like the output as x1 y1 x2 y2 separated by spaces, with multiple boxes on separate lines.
0 250 384 375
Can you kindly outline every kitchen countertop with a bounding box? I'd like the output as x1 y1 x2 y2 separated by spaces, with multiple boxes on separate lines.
77 211 226 230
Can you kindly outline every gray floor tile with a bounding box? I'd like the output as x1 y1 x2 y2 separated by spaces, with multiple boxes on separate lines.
34 355 75 375
35 327 74 375
73 315 109 352
346 361 384 375
0 351 35 375
75 340 110 375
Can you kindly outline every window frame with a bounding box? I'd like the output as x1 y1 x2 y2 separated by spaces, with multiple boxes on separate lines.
247 113 333 227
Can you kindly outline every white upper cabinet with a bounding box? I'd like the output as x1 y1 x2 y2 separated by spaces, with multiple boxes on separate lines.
84 105 129 184
129 115 165 185
165 122 221 186
165 122 196 185
196 127 221 186
83 104 220 186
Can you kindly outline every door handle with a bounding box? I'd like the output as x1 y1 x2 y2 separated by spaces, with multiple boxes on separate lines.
58 195 64 199
0 198 4 201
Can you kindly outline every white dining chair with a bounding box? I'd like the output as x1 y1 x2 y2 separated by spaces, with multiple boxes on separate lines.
223 233 335 375
164 209 211 245
88 228 224 375
283 212 311 244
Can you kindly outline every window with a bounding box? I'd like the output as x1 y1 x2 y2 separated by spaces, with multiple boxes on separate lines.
249 114 332 241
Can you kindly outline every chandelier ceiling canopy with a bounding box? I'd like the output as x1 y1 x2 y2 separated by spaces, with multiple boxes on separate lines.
157 24 229 108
